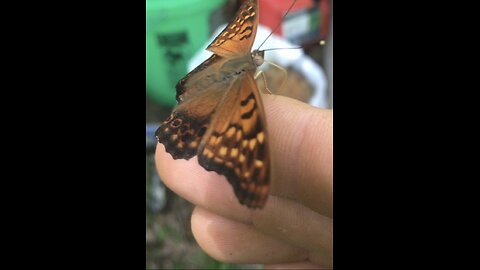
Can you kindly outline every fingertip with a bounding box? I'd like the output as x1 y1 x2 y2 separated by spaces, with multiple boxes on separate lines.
155 143 256 221
191 206 307 264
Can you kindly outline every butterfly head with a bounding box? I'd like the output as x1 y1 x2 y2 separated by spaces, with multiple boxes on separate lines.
251 49 265 67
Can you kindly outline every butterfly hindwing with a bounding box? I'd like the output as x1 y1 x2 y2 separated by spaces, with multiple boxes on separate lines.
197 72 269 209
156 111 208 160
175 54 220 103
156 54 228 160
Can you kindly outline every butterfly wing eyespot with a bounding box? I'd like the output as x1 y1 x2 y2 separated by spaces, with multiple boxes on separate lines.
156 112 209 160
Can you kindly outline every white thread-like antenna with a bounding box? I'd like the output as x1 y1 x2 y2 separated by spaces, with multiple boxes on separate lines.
262 46 303 52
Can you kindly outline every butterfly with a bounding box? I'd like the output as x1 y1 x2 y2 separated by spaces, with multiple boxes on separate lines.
156 0 270 209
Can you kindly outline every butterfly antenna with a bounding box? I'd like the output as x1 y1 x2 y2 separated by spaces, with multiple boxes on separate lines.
257 0 297 50
262 39 327 52
262 46 303 52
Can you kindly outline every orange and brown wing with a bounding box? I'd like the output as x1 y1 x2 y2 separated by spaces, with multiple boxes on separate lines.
207 0 258 58
156 54 227 160
197 72 270 209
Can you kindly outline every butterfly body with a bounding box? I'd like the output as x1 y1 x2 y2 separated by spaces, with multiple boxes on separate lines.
190 55 255 95
156 0 270 209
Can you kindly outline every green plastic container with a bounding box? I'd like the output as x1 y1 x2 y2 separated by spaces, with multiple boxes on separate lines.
146 0 225 107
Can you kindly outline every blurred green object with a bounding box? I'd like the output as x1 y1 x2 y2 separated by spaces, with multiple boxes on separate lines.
146 0 226 107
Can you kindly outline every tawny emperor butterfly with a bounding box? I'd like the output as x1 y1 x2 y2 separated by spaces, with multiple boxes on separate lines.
156 0 270 209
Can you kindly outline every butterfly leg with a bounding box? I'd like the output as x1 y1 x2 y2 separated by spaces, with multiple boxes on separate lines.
265 60 288 92
254 70 273 94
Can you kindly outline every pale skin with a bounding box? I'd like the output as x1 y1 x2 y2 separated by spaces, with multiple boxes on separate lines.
155 94 333 269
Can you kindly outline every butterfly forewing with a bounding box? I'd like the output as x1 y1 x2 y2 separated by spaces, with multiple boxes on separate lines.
207 0 258 57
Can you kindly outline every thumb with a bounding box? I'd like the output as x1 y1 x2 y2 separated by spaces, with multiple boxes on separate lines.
263 94 332 217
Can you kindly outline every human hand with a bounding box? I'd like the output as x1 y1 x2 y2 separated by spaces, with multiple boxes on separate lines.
155 94 333 269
